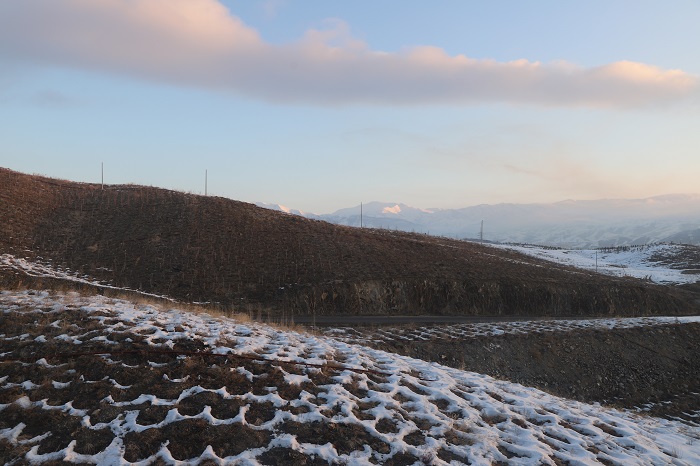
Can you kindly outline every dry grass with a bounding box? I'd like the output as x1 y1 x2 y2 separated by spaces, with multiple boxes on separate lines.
118 293 253 323
3 167 697 319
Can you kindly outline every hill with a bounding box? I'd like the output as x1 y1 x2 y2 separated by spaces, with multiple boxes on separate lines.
1 168 697 318
493 243 700 285
2 290 699 465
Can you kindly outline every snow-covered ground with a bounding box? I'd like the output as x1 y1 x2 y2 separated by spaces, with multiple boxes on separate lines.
0 253 175 301
491 243 700 285
326 315 700 346
0 254 111 287
1 290 699 465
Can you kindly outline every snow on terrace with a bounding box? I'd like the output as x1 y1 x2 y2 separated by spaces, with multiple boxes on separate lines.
0 254 107 286
0 253 175 301
324 315 700 346
490 243 699 285
1 291 700 465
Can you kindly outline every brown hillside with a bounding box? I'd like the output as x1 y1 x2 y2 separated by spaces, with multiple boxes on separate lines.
0 167 696 317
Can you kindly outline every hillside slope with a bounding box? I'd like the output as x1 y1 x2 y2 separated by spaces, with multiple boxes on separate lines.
492 243 700 285
1 168 696 317
2 291 699 465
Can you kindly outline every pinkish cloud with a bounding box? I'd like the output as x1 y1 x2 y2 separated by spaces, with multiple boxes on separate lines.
0 0 697 107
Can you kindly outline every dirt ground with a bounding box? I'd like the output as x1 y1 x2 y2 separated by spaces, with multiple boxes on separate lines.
371 323 700 423
3 291 699 465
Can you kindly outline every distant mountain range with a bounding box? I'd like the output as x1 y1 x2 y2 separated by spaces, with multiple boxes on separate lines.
257 195 700 248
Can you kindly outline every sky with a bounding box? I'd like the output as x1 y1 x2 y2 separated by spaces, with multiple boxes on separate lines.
1 0 699 214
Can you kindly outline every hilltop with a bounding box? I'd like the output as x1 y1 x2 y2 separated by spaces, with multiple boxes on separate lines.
1 168 697 318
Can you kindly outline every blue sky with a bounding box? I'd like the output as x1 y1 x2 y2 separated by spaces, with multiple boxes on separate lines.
1 0 699 213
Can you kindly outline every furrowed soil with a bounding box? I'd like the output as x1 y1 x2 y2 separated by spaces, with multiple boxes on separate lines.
370 323 700 423
15 292 696 465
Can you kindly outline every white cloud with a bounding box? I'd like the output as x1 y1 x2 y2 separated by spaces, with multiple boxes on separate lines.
0 0 697 107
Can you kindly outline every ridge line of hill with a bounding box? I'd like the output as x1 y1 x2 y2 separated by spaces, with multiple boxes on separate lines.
1 167 698 317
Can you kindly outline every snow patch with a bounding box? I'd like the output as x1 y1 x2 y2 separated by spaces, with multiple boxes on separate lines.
1 290 699 465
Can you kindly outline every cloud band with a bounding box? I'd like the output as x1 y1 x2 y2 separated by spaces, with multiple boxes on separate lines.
0 0 696 107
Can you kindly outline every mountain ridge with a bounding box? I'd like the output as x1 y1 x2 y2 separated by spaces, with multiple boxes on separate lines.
259 195 700 248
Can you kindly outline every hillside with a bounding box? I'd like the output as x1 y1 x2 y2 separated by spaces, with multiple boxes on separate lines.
327 316 700 424
492 243 700 285
1 168 697 318
2 291 699 465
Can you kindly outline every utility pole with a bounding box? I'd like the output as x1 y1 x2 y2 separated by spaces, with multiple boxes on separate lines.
595 250 598 273
205 169 208 196
360 202 363 228
480 220 484 243
101 162 104 190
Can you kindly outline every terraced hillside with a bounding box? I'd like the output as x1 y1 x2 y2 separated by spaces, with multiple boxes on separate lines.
326 318 700 423
1 168 697 317
2 291 699 465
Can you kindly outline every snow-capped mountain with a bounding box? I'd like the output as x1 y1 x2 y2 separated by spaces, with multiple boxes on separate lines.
254 202 320 218
259 195 700 248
